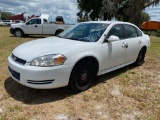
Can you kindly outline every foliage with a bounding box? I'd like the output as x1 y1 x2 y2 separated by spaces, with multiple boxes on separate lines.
77 0 160 26
140 12 150 24
114 0 156 27
77 0 103 21
143 30 160 37
77 17 89 22
0 10 15 20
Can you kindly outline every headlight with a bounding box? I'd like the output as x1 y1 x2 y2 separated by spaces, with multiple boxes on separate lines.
30 54 66 67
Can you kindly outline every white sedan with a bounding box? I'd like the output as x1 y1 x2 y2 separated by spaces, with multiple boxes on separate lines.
8 21 150 92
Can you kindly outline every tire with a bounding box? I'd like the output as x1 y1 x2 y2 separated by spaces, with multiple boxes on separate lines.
24 34 29 37
69 61 96 92
55 29 64 36
14 29 24 37
134 48 146 66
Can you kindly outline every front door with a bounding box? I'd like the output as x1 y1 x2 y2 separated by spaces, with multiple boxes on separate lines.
25 19 42 34
102 24 126 70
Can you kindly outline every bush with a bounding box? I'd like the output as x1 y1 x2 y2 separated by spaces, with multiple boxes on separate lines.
143 30 160 37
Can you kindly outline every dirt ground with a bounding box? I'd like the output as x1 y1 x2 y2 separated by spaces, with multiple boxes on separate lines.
0 27 159 120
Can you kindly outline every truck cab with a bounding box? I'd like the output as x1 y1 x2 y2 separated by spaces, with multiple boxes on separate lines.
10 17 72 37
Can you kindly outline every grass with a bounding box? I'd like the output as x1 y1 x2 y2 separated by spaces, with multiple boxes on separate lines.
0 27 160 120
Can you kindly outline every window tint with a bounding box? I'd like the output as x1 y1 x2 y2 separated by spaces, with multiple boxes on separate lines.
137 28 142 37
3 20 10 22
26 19 41 25
124 24 138 38
107 24 125 39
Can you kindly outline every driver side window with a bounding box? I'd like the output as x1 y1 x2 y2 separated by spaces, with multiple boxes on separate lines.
107 24 125 40
26 19 41 25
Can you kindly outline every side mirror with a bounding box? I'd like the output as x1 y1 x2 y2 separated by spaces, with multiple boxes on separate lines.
107 35 120 42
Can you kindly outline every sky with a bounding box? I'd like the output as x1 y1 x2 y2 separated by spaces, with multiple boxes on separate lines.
0 0 160 24
0 0 78 24
145 4 160 21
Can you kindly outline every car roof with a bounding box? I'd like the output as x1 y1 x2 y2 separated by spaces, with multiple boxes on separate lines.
81 21 135 26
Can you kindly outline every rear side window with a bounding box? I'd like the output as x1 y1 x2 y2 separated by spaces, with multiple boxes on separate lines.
3 20 10 22
107 24 125 39
137 28 142 37
124 24 138 38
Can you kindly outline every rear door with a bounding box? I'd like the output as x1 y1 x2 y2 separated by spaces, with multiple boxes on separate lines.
123 24 142 63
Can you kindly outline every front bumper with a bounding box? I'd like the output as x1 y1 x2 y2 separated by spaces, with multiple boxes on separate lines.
10 28 14 34
8 55 73 89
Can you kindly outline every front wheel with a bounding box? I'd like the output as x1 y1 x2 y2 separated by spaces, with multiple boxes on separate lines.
69 61 96 92
14 29 24 37
134 48 146 66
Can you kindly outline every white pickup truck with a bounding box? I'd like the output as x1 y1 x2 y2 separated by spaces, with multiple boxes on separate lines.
10 17 72 37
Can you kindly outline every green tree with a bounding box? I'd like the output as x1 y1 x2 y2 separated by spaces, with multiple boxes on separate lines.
77 17 89 22
77 0 103 21
0 10 15 20
141 12 150 22
77 0 160 26
101 0 160 26
138 12 150 27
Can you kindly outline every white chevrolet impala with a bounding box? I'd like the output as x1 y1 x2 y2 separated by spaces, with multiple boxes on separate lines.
8 21 150 92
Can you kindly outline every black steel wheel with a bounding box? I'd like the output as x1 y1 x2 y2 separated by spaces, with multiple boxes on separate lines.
69 61 96 92
135 48 146 66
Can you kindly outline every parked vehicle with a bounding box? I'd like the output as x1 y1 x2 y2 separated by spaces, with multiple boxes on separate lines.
14 20 24 23
10 17 73 37
141 21 160 31
1 20 14 26
8 21 150 92
0 21 2 25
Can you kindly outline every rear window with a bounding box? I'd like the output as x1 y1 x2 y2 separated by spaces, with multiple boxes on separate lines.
137 28 142 37
124 24 138 38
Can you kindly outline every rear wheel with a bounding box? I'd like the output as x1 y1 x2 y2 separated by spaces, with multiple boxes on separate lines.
69 61 96 92
134 48 146 66
14 29 24 37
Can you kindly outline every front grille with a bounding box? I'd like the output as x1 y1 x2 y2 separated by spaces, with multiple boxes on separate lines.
11 54 26 65
27 80 55 85
8 67 20 81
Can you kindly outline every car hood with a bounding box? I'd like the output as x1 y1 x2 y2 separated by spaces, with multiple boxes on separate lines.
11 23 25 26
13 37 92 61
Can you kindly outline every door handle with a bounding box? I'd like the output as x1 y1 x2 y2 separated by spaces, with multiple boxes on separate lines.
35 25 38 27
138 40 142 44
125 43 128 48
122 43 128 48
122 43 126 48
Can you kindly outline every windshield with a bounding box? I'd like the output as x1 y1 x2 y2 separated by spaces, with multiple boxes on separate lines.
58 23 109 42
